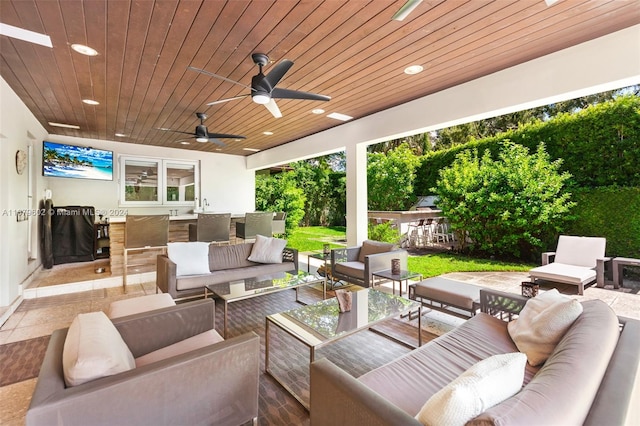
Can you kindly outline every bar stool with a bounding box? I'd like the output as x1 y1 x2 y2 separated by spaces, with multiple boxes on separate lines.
235 212 273 242
189 213 231 245
123 215 169 292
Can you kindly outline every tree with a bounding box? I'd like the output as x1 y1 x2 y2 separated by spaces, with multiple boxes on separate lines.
433 142 575 259
255 173 306 235
367 143 421 211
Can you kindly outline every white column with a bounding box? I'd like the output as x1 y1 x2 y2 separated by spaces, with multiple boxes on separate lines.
345 143 368 246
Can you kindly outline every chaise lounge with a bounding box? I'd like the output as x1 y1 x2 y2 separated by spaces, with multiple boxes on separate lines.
528 235 609 295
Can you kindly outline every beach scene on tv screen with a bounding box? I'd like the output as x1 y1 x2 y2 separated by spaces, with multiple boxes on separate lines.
43 141 113 181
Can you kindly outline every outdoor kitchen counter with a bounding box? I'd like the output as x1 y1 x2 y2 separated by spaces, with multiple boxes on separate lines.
108 214 245 276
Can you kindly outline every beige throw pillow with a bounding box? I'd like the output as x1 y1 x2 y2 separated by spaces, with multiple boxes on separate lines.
247 234 287 264
63 311 135 387
507 289 583 366
167 242 210 276
415 352 527 426
357 240 394 263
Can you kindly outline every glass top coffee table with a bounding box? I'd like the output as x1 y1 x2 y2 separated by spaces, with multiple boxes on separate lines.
265 288 421 409
205 270 325 338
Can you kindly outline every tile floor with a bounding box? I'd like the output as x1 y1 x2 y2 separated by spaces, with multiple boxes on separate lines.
1 257 638 425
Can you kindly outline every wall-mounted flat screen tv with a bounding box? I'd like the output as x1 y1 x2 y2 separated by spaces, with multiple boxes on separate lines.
43 141 113 181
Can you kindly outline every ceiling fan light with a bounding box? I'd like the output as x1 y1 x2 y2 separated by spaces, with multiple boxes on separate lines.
195 137 209 143
252 93 271 104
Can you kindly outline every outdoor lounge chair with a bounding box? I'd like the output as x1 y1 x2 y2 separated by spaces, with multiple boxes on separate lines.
528 235 609 295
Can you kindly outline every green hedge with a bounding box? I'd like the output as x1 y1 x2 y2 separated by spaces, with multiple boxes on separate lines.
415 96 640 193
564 187 640 258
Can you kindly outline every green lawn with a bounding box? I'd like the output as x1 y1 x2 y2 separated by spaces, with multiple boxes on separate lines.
287 225 534 276
286 226 347 252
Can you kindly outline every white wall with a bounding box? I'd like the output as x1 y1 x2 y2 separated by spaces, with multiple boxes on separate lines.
43 135 254 217
0 77 49 307
0 77 254 308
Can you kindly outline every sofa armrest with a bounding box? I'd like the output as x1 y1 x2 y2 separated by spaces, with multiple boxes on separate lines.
310 358 420 426
596 256 612 287
283 247 299 270
364 249 408 287
480 288 528 321
27 331 260 426
584 316 640 426
156 254 177 298
112 299 215 358
541 251 556 265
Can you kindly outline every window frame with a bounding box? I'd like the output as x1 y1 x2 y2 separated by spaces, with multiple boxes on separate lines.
118 155 199 207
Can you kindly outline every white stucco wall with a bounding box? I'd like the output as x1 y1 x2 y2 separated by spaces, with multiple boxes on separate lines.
42 135 254 217
0 77 49 307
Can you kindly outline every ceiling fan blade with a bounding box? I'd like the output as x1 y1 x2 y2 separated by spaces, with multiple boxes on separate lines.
264 99 282 118
207 132 246 139
206 94 249 106
264 60 294 89
271 87 331 102
187 66 251 90
156 128 195 136
209 138 226 147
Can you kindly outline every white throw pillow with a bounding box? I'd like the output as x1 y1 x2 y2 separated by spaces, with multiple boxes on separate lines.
415 352 527 426
63 311 135 387
247 234 287 264
167 242 210 276
507 289 583 366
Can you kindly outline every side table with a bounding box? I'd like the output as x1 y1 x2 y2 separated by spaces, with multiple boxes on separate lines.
307 252 341 289
372 269 423 297
612 257 640 289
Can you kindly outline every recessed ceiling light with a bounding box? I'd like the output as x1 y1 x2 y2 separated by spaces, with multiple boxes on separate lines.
243 148 260 152
234 139 243 142
263 131 273 136
312 108 325 114
115 133 126 137
48 122 80 129
327 112 353 121
404 65 424 75
180 141 190 145
158 127 171 131
71 44 99 56
82 99 99 105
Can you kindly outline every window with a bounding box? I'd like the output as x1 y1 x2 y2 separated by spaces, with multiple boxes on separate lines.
119 156 199 207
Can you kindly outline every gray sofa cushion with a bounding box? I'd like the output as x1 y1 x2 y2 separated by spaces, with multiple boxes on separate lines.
358 312 540 416
334 261 365 280
177 262 294 291
209 243 256 271
471 299 619 425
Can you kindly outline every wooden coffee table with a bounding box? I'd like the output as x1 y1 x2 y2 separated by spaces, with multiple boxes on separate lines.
205 270 325 338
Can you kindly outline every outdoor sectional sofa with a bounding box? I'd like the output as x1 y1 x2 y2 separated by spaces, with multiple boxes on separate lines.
311 289 640 425
157 241 298 299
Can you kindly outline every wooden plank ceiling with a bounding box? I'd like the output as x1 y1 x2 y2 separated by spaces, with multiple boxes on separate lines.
1 0 639 156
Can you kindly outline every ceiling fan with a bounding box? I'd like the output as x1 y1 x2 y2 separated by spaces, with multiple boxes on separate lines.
188 53 331 119
156 112 246 147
